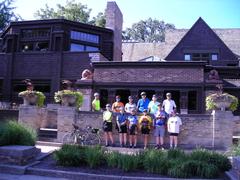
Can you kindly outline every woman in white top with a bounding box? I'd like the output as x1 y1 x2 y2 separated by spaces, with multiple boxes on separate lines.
125 96 137 114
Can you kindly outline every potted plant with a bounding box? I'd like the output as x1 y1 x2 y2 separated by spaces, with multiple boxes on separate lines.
19 90 46 107
206 84 239 111
54 90 83 108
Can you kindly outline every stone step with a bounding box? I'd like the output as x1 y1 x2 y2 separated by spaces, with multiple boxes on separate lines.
36 141 62 147
38 128 57 139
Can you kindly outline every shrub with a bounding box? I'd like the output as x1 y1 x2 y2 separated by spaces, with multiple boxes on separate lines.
230 143 240 156
0 121 37 146
105 151 121 168
117 153 140 172
85 145 104 168
54 144 86 166
190 149 232 172
167 148 186 160
168 160 219 178
143 149 169 175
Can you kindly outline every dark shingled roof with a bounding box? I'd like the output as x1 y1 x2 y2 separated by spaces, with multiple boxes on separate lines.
122 28 240 61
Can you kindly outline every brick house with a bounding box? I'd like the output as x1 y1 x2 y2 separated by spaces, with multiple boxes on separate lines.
0 2 239 115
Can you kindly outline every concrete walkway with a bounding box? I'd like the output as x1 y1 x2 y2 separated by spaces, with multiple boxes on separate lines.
0 173 69 180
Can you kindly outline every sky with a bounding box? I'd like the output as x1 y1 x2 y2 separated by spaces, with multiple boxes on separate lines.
13 0 240 29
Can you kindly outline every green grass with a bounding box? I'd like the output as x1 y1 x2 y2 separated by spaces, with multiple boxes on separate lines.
0 121 37 146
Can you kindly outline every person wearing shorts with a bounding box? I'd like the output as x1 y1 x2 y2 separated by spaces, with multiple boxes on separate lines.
167 110 182 149
139 109 152 149
116 107 128 147
112 95 124 113
102 104 114 147
127 109 138 148
162 92 176 117
154 103 166 150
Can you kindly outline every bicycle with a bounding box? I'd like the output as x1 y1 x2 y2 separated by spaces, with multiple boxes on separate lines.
62 123 102 145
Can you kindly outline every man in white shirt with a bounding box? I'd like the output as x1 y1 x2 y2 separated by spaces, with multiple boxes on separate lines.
162 93 176 116
125 96 137 114
167 111 182 148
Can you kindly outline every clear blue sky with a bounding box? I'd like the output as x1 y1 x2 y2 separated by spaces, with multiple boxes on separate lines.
14 0 240 29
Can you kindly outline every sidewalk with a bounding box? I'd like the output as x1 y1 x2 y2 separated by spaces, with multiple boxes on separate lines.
0 173 69 180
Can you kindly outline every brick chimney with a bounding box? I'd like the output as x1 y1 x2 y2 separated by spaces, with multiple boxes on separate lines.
105 1 123 61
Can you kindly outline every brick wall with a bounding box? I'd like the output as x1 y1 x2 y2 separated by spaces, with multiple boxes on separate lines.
94 67 204 83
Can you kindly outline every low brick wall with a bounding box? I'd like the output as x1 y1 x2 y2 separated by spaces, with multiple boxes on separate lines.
57 109 234 149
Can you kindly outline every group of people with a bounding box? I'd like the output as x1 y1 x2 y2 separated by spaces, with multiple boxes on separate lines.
92 92 182 150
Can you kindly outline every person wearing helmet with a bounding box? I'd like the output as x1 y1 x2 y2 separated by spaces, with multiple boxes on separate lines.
137 92 150 113
125 96 137 114
112 95 124 113
139 109 152 149
103 104 114 147
92 92 101 111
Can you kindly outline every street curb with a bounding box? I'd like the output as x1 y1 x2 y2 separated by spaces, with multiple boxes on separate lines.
26 167 222 180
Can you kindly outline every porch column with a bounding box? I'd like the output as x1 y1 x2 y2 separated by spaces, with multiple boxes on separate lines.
180 91 188 114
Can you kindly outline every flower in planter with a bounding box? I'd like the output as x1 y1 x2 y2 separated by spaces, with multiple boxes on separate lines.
19 90 46 107
206 84 238 111
54 90 83 108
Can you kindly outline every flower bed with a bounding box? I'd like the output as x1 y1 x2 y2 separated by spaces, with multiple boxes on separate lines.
52 145 231 179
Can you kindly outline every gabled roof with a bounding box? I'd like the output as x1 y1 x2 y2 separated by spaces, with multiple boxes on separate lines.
165 17 238 60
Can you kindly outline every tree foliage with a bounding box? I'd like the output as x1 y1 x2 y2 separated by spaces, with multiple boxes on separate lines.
122 18 175 42
0 0 20 31
34 0 105 27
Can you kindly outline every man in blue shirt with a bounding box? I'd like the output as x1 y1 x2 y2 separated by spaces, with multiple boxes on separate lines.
116 107 128 147
137 92 150 113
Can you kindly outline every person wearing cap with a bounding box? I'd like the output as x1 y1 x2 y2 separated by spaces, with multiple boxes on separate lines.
92 92 101 112
167 110 182 149
116 107 128 147
148 94 160 115
112 95 124 113
154 103 167 150
125 96 137 114
127 109 138 148
137 92 150 113
162 93 176 117
103 104 114 147
139 109 152 149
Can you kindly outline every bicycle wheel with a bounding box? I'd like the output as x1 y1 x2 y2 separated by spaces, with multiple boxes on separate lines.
62 133 76 144
83 133 101 146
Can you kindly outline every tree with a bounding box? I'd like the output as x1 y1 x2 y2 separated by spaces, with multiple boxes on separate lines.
0 0 20 31
122 18 175 42
34 0 105 27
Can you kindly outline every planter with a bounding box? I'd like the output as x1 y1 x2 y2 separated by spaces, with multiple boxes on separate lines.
22 94 38 106
61 94 76 107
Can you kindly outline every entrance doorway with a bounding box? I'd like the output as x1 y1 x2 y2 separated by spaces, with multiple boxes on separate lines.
115 89 131 105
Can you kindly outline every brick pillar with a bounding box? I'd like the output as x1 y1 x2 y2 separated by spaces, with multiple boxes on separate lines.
57 107 76 142
212 110 233 149
79 88 92 111
18 105 46 131
130 89 139 103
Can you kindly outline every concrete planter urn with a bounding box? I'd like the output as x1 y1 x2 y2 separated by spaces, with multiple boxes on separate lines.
206 93 238 111
54 90 83 108
19 91 45 107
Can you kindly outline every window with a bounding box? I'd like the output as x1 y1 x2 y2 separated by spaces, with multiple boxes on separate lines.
70 43 99 52
70 43 84 52
211 54 218 61
0 79 3 95
191 53 209 61
70 31 99 44
12 80 51 93
188 91 197 111
184 54 191 61
21 29 50 39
